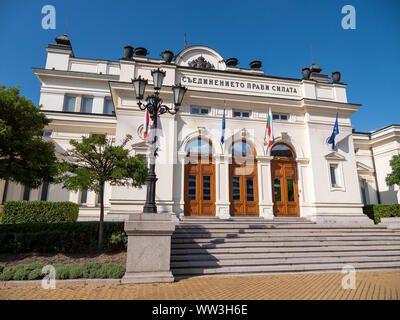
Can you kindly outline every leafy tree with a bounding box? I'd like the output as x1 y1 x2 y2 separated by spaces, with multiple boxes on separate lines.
386 155 400 188
0 119 6 135
56 134 148 250
0 86 57 188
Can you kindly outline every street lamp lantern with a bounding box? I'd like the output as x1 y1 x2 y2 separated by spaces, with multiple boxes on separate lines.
172 83 187 107
132 69 186 213
151 68 166 91
132 76 147 100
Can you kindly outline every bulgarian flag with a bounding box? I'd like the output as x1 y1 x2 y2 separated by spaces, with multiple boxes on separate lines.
266 107 274 147
143 109 150 139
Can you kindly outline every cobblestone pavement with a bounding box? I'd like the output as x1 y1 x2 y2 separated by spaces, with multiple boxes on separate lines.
1 271 399 300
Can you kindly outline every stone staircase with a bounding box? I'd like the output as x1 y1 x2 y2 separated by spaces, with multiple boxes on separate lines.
171 217 400 279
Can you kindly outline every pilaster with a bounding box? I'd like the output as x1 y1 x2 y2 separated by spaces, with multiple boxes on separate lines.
214 154 231 219
256 156 274 219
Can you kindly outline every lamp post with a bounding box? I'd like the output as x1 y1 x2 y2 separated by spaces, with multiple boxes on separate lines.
132 69 187 213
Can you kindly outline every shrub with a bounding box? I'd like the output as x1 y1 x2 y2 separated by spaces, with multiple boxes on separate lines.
0 265 3 274
96 263 125 279
107 231 128 251
54 264 70 280
27 269 43 280
68 264 86 279
0 264 25 281
363 204 400 224
81 262 103 279
1 201 79 224
61 262 125 279
13 268 28 281
0 222 126 254
0 262 125 281
0 263 46 281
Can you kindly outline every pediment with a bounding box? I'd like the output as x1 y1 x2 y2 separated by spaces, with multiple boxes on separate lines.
324 152 346 161
175 46 226 71
356 161 374 173
131 140 151 151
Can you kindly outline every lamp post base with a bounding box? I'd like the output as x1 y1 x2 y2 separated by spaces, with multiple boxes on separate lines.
122 213 175 284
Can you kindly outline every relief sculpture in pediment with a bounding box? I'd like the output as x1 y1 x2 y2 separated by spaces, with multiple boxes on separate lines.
188 56 215 70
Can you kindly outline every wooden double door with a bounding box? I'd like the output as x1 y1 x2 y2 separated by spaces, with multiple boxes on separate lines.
271 159 300 217
229 157 259 216
184 156 216 216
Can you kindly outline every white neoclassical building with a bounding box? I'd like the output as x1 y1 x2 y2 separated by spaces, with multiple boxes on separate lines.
0 35 399 224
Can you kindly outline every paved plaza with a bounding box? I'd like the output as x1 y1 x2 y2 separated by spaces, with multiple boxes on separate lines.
1 270 399 300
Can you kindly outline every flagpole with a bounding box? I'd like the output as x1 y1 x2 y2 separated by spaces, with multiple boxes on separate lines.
221 100 226 145
264 107 268 146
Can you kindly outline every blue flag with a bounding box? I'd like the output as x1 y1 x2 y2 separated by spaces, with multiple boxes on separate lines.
328 113 339 150
221 107 226 144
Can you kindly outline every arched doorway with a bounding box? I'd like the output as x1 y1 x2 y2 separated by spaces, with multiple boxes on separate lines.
270 143 300 217
184 138 216 216
229 141 259 216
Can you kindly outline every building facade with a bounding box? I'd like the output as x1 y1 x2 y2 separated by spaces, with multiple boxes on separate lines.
0 35 399 223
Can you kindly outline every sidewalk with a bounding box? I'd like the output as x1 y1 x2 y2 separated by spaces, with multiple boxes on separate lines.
0 270 399 300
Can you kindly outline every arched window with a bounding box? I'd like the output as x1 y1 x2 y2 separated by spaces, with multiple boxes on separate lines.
270 143 294 158
186 139 213 154
231 141 254 157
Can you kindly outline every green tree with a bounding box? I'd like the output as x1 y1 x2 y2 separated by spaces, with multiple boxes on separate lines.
0 86 57 188
0 119 7 135
386 155 400 188
56 134 148 250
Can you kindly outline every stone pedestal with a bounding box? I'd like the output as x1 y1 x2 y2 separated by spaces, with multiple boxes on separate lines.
122 213 175 284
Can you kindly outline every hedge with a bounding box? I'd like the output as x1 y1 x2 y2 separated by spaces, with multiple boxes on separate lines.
0 201 79 224
363 204 400 224
0 262 125 281
0 222 126 253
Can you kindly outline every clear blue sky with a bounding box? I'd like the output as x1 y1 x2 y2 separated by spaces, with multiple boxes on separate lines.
1 0 399 132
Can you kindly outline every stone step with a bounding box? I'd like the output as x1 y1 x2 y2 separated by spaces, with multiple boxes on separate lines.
171 255 400 268
171 239 400 250
180 217 311 222
171 222 400 279
172 231 399 239
171 235 400 244
175 224 387 231
179 220 314 225
171 261 400 277
175 223 320 229
171 250 400 261
171 245 400 255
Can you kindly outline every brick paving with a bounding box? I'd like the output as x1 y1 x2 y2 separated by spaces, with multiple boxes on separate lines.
0 271 399 300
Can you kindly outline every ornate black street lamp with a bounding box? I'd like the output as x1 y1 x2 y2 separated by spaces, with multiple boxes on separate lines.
132 69 187 213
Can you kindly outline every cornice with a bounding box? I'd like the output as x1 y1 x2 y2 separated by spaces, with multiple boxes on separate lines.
33 68 119 82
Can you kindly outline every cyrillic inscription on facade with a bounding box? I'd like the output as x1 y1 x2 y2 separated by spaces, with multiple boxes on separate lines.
179 74 300 97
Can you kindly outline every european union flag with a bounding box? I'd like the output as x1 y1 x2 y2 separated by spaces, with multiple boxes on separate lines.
328 113 339 150
221 107 226 144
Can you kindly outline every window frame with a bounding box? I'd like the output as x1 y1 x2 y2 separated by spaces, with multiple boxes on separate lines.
80 96 94 114
103 97 115 115
327 161 346 192
80 189 88 206
63 95 77 112
40 182 49 201
22 186 30 201
272 113 289 121
190 106 210 115
186 139 213 154
233 110 251 118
